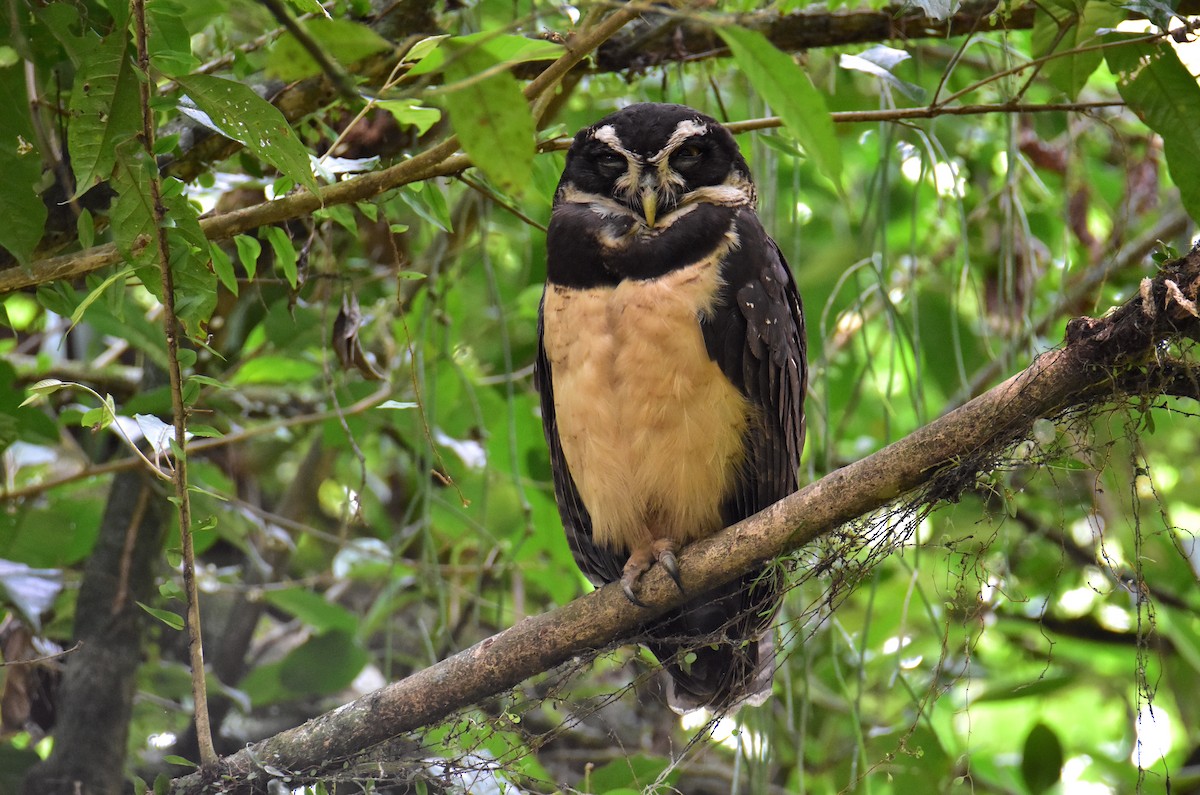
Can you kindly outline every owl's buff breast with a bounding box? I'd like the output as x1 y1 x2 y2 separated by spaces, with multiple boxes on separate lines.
542 258 749 553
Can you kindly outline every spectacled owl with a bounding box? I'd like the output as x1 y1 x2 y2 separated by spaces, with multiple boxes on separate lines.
536 103 807 713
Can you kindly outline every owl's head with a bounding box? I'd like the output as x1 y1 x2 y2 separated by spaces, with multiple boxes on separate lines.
557 103 755 227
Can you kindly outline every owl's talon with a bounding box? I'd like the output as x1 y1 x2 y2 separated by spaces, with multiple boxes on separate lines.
622 580 649 607
659 549 683 593
621 546 654 606
620 539 682 605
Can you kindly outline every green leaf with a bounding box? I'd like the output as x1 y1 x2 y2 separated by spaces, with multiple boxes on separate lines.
77 208 95 250
1105 34 1200 222
263 226 298 288
407 32 562 77
241 630 368 706
267 18 391 81
264 588 357 634
67 25 142 197
173 74 319 195
1020 722 1063 794
231 355 321 385
376 100 442 135
210 243 238 295
0 66 48 264
234 234 262 280
717 27 843 191
137 601 185 631
69 267 134 328
587 754 678 793
1032 0 1124 99
146 0 200 76
162 755 198 768
285 0 326 13
440 41 536 197
110 150 156 272
398 183 453 232
160 180 217 337
278 630 367 696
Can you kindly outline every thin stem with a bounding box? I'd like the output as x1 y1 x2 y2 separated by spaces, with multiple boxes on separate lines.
1 384 394 503
259 0 359 104
131 0 216 770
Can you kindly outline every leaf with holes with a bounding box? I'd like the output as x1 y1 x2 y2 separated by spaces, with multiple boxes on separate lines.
174 74 319 195
0 66 47 264
67 25 141 197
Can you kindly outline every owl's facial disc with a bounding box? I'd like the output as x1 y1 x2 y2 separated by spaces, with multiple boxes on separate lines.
587 120 715 228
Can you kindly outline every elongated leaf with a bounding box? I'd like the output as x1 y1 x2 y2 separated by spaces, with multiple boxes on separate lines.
1105 34 1200 222
67 27 142 196
160 178 216 336
0 63 47 264
264 226 298 288
210 243 238 295
267 18 391 81
376 100 442 134
146 0 199 76
718 27 842 191
264 588 358 634
137 601 185 630
407 32 562 77
1020 723 1063 794
441 42 536 197
1032 0 1124 99
174 74 319 194
110 151 157 271
112 153 215 336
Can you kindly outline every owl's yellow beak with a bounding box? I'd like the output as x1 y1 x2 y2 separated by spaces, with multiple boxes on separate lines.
640 188 657 228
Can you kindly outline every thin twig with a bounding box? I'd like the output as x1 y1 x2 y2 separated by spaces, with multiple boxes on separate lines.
0 640 84 667
131 0 216 769
259 0 359 105
1 384 394 503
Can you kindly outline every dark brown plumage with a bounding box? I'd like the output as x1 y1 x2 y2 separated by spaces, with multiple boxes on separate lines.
536 103 807 713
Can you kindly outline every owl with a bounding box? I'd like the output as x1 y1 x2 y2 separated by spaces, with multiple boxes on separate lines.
536 103 807 713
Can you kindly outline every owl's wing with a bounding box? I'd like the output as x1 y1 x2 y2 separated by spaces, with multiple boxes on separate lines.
702 208 807 522
535 299 625 587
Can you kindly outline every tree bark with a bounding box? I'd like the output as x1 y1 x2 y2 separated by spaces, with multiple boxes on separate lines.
170 243 1200 794
21 470 166 795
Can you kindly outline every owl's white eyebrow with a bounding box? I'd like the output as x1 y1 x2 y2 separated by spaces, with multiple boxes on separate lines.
649 119 708 163
591 125 636 159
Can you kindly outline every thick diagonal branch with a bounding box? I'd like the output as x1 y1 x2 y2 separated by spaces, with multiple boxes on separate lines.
170 245 1200 794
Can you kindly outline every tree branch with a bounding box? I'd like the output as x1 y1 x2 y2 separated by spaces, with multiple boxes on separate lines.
171 242 1200 793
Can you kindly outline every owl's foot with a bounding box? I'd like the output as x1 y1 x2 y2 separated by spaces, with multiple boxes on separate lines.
621 538 683 606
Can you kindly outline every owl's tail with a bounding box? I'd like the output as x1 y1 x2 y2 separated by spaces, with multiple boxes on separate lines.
645 568 782 715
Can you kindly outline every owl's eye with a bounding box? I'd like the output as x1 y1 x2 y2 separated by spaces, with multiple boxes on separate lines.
593 150 626 178
671 143 705 169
